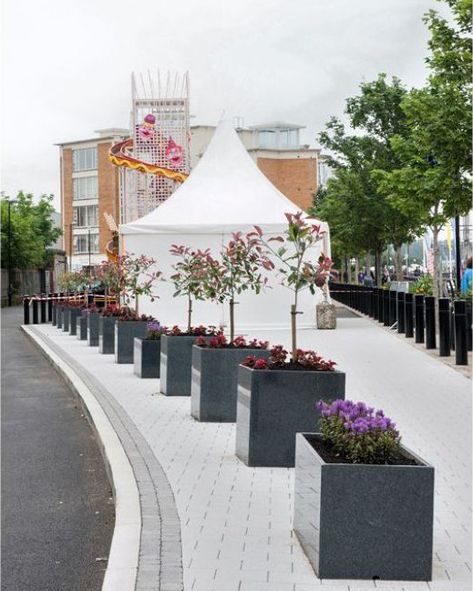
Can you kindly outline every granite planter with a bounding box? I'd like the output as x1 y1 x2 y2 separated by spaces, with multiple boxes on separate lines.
293 433 434 581
56 306 64 329
68 308 81 336
99 316 117 354
77 315 88 340
52 303 58 326
235 366 346 467
62 307 70 332
191 346 271 422
87 312 101 346
160 335 212 396
114 321 148 364
134 338 161 378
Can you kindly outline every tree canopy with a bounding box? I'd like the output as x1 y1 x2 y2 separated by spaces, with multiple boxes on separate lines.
1 192 62 269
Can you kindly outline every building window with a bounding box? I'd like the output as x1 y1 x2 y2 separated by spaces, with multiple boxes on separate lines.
73 233 99 254
258 130 276 149
73 147 97 171
73 176 98 200
73 205 98 228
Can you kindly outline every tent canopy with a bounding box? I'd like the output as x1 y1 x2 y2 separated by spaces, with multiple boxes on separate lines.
120 119 322 235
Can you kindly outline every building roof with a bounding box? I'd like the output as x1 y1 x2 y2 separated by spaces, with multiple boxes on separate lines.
55 128 129 147
121 119 324 235
248 122 305 131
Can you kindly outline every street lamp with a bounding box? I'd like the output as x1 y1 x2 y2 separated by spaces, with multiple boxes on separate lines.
6 198 18 306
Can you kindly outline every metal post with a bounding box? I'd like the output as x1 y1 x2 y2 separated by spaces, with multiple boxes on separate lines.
397 292 405 333
40 295 47 323
454 300 468 365
7 200 13 306
404 293 414 338
438 298 451 357
415 294 424 343
425 296 436 349
454 216 461 291
32 297 39 324
466 302 472 352
23 297 30 325
373 288 379 320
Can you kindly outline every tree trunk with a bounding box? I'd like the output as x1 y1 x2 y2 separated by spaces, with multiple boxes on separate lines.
347 258 353 284
187 293 192 332
291 304 297 362
365 252 372 278
135 294 139 316
355 257 360 283
229 298 235 342
375 247 382 286
432 226 441 299
394 244 403 283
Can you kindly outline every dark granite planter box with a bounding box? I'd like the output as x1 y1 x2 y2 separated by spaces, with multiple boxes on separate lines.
56 306 64 329
52 304 58 326
87 312 101 346
191 347 271 422
293 433 434 581
68 308 81 336
114 321 148 364
235 366 346 467
77 315 88 340
99 316 117 354
134 338 161 378
62 307 70 332
160 335 211 396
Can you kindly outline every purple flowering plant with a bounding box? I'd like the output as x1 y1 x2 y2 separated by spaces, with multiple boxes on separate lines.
316 399 401 464
146 321 167 340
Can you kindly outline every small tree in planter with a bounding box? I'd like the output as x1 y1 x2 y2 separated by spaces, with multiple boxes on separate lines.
251 212 333 358
96 260 120 306
169 245 214 331
294 399 434 581
116 253 162 315
205 231 274 341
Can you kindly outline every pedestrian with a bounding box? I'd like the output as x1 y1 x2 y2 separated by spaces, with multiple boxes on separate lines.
460 257 472 295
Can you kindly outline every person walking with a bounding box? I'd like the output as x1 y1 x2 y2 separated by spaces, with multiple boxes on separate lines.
460 257 472 295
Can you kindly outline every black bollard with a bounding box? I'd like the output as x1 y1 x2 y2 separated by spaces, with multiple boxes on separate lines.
383 290 390 326
397 292 405 334
23 297 30 325
389 290 397 326
466 302 472 352
454 300 468 365
425 296 436 349
438 298 451 357
32 297 39 324
373 288 379 320
404 293 414 338
415 295 425 343
40 295 47 323
378 289 384 323
48 295 53 322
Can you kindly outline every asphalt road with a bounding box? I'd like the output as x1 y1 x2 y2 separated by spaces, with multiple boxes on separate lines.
1 307 115 591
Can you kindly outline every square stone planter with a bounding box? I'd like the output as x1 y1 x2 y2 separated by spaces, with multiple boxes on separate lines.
293 433 434 581
62 307 70 332
77 315 88 340
56 306 64 329
134 338 161 378
87 312 101 346
235 366 346 467
160 335 211 396
68 308 81 336
52 303 58 326
114 321 148 364
99 316 117 354
191 346 271 422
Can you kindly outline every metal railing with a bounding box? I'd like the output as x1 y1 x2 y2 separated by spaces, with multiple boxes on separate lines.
330 283 472 366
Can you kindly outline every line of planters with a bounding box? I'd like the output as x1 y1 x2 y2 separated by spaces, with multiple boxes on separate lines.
50 211 434 582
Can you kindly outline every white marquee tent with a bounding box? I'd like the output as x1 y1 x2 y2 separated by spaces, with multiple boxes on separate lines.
120 119 331 331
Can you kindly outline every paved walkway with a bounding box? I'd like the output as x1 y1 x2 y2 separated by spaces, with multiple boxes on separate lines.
28 314 471 591
1 308 114 591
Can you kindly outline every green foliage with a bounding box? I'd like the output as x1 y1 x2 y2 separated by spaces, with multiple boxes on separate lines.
57 270 89 292
411 274 434 296
1 192 62 269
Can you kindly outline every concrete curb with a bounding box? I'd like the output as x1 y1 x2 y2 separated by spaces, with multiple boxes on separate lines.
22 326 140 591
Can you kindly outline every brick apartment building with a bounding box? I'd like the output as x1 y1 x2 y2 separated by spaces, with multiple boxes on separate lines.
57 128 128 270
57 123 331 269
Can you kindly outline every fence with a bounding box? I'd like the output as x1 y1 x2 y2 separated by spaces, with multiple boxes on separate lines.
22 292 118 325
330 283 472 366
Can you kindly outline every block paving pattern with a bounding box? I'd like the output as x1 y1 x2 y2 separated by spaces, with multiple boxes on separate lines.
32 315 472 591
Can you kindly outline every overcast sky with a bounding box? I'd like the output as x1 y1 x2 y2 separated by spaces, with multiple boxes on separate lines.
1 0 445 210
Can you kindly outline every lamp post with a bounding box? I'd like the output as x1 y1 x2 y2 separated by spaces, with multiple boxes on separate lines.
7 198 18 306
